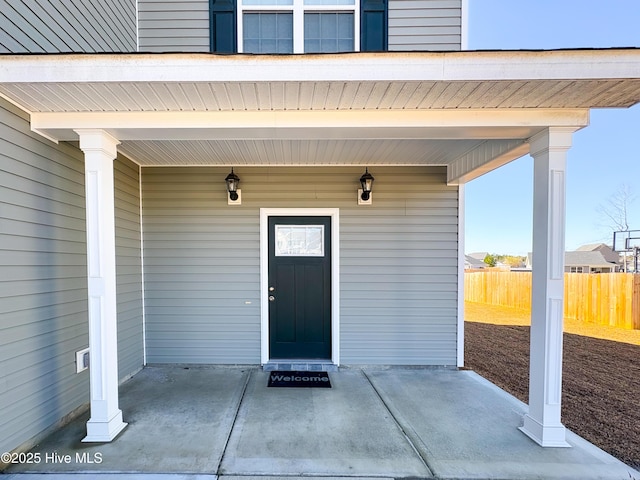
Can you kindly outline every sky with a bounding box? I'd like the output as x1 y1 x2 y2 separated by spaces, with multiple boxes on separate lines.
464 0 640 256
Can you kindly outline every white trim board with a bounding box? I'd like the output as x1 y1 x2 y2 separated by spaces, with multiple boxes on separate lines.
456 184 465 367
3 50 640 83
260 208 340 366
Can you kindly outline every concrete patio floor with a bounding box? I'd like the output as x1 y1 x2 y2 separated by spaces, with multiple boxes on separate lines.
4 366 638 480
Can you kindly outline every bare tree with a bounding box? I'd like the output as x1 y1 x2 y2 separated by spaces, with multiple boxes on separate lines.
597 183 636 232
597 184 637 272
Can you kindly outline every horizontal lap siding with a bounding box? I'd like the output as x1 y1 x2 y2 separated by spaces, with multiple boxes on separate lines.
0 0 136 53
142 167 260 364
142 166 458 366
0 100 89 456
138 0 210 52
388 0 462 51
115 158 144 379
340 168 458 365
0 98 143 455
137 0 462 53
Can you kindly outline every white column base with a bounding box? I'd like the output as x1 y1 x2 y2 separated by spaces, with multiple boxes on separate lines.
520 415 570 448
83 412 127 443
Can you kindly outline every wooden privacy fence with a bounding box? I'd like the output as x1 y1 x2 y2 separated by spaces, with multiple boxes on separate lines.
464 271 640 330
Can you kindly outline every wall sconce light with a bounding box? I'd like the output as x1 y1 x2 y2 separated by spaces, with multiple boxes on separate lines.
358 167 374 205
225 168 241 205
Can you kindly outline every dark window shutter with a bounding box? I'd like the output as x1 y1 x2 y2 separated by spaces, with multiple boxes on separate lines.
210 0 237 53
360 0 387 52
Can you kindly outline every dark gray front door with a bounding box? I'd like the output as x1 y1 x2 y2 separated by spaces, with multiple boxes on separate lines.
268 216 331 359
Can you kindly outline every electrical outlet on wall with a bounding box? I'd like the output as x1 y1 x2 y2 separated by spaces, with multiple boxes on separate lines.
76 348 90 373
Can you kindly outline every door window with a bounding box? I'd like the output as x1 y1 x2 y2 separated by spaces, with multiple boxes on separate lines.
275 225 324 256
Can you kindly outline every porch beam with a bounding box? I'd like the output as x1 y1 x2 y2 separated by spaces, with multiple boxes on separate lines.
77 129 128 443
520 127 577 448
446 139 530 185
31 109 590 143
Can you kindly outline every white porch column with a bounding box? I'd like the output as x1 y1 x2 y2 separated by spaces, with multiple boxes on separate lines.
520 127 575 448
77 129 128 442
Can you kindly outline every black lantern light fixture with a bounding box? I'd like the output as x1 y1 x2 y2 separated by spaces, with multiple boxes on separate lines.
359 167 375 203
225 168 241 203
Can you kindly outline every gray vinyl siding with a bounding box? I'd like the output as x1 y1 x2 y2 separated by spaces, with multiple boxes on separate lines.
388 0 462 51
138 0 210 52
0 99 89 457
137 0 463 53
0 0 136 53
142 167 260 364
115 158 144 379
341 167 458 365
142 166 458 366
0 97 143 456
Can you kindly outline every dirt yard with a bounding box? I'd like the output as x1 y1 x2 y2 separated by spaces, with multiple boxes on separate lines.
464 302 640 470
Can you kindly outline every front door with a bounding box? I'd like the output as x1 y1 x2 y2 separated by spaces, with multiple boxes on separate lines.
268 216 331 359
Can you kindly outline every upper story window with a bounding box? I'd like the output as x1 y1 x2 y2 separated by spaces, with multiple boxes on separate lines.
239 0 359 53
210 0 387 54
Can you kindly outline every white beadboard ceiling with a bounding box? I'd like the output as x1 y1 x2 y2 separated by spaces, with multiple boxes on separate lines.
1 50 639 169
116 138 482 166
3 78 640 113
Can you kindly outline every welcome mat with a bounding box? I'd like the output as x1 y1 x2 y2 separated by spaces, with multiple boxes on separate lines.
268 371 331 388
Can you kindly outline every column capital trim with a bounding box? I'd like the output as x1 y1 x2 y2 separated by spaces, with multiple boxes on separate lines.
75 129 120 158
529 127 579 157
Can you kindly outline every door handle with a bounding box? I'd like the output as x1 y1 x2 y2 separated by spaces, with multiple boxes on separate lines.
269 286 275 292
269 295 275 302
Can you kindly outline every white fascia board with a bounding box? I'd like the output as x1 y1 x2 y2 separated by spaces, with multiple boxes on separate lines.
31 108 590 142
1 50 640 83
443 50 640 81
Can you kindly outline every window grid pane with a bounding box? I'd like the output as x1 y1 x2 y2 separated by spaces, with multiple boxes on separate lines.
243 0 293 5
304 0 355 5
304 12 354 53
243 13 293 53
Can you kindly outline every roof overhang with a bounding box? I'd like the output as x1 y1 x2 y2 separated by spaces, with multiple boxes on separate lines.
1 50 639 183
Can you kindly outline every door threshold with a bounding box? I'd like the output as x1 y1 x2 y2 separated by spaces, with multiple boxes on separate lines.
263 360 338 372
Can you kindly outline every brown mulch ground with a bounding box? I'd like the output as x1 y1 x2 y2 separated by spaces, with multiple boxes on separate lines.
464 304 640 470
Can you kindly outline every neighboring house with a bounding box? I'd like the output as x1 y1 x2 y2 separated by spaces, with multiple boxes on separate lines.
464 255 487 270
494 261 513 270
467 252 489 262
526 246 620 273
575 243 622 269
565 251 617 273
1 0 640 459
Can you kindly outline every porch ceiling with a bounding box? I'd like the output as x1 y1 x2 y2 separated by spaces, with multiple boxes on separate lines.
116 138 483 167
1 50 639 175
